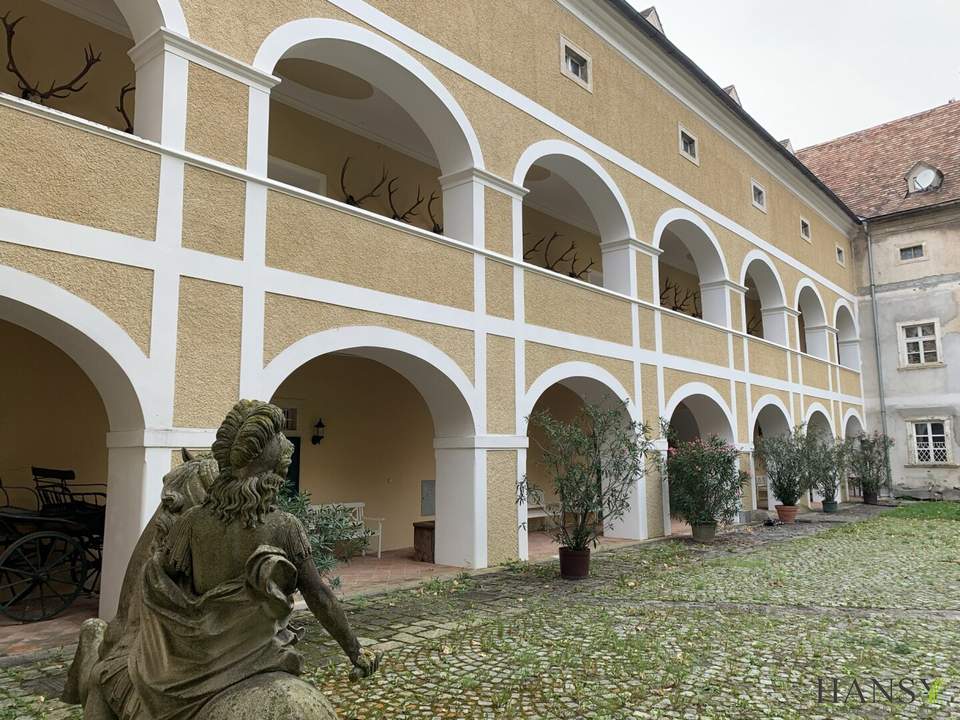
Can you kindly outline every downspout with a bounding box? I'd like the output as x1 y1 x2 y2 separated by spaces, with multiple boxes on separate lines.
864 219 892 486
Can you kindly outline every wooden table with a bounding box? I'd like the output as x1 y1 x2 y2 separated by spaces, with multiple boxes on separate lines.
413 520 435 563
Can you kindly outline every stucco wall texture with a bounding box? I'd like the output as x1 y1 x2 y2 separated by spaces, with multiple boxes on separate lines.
486 450 520 565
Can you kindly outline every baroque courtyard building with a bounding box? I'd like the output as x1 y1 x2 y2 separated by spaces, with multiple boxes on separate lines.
0 0 866 619
799 100 960 501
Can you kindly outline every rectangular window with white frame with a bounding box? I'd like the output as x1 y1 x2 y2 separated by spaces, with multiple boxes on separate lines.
800 217 812 242
751 180 766 212
898 319 943 367
678 125 699 165
560 37 592 91
835 245 845 266
909 419 952 465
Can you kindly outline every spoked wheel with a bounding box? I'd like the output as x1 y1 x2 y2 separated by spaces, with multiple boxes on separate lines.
0 531 87 622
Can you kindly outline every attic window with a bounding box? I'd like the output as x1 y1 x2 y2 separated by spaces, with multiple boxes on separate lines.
560 37 592 91
906 163 943 194
800 218 811 241
679 125 699 164
751 180 767 212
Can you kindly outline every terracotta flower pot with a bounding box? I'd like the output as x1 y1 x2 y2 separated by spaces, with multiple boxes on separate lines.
558 546 590 579
822 500 839 513
775 504 798 523
691 522 717 543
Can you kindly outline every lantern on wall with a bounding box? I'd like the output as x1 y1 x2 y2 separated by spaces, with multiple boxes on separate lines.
311 418 326 445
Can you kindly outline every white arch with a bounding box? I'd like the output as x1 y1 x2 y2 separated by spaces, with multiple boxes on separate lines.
750 394 793 437
803 402 836 436
842 408 865 438
833 298 858 336
664 382 736 441
260 326 478 437
739 250 787 307
513 140 635 243
0 266 150 431
253 19 483 176
794 279 827 325
653 208 730 280
522 361 637 424
115 0 189 42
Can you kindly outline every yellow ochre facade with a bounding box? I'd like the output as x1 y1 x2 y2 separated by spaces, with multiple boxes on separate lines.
0 0 865 619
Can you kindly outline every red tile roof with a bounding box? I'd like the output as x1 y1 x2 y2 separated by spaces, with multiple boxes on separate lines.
796 100 960 219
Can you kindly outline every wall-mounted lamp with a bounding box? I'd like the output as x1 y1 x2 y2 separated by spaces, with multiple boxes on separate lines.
311 418 326 445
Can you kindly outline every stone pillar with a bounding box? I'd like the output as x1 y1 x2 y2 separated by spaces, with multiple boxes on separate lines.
99 444 171 619
838 338 860 369
803 322 834 360
127 29 190 148
599 237 640 296
698 279 746 328
760 305 797 347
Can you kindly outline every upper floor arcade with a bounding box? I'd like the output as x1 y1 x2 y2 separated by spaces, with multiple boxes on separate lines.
0 0 864 392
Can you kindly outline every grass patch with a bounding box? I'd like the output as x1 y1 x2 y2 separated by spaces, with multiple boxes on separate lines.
885 501 960 521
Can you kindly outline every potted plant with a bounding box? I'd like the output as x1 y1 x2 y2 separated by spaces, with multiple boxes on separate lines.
662 433 746 543
808 437 852 513
756 426 811 523
520 399 652 579
849 431 894 505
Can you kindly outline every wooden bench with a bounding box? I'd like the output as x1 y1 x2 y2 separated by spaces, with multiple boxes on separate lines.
313 501 383 559
526 487 561 526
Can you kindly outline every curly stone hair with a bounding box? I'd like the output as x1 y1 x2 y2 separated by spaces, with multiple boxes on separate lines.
205 399 288 528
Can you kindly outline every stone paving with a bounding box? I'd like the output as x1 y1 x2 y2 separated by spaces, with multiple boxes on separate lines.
3 502 960 719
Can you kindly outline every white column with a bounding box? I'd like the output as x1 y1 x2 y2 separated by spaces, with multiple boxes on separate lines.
698 279 745 328
128 30 189 148
99 445 171 619
604 465 647 540
654 439 671 536
838 338 860 369
760 305 797 347
438 169 485 247
803 323 834 361
747 450 758 511
599 237 638 296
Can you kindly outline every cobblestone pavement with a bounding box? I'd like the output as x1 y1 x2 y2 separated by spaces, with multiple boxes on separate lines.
4 503 960 719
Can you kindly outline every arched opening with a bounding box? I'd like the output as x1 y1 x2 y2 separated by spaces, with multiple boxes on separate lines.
0 285 150 624
655 212 730 326
262 332 481 590
835 303 860 369
741 254 788 345
516 145 632 289
259 20 482 243
843 411 865 500
522 368 642 559
0 0 186 136
752 399 792 510
796 282 830 359
663 387 737 533
805 407 835 505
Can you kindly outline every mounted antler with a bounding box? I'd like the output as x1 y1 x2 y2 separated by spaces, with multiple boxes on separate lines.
545 237 577 272
2 13 102 104
746 313 763 337
660 275 701 317
387 178 424 223
339 157 388 207
116 82 134 133
523 231 549 261
427 191 443 234
569 253 596 280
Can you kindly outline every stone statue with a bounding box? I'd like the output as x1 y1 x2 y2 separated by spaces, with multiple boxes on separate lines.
64 400 379 719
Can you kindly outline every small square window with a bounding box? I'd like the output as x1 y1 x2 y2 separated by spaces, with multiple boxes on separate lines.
800 218 811 241
899 244 924 261
835 246 845 266
899 320 942 367
751 180 766 212
679 126 699 164
281 407 299 432
560 37 592 91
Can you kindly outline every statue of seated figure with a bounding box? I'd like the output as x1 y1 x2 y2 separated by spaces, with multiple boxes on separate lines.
64 400 379 719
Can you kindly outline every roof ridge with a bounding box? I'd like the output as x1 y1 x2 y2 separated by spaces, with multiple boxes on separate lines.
798 99 959 153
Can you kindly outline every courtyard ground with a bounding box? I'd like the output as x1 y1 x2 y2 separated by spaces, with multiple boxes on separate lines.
2 502 959 719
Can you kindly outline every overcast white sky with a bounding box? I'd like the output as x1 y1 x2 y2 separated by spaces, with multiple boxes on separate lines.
626 0 960 149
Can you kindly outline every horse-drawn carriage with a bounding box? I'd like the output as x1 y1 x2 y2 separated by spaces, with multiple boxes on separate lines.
0 468 105 622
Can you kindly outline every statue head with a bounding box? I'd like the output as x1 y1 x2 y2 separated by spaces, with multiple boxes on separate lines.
205 400 295 528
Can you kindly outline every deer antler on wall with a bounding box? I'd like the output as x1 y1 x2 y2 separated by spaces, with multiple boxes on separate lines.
660 275 702 318
387 177 424 223
2 12 102 104
746 313 763 337
569 253 596 280
427 191 442 234
116 82 134 133
544 234 577 272
339 156 388 208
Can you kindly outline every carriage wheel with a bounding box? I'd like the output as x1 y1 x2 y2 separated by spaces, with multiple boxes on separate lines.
0 532 87 622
